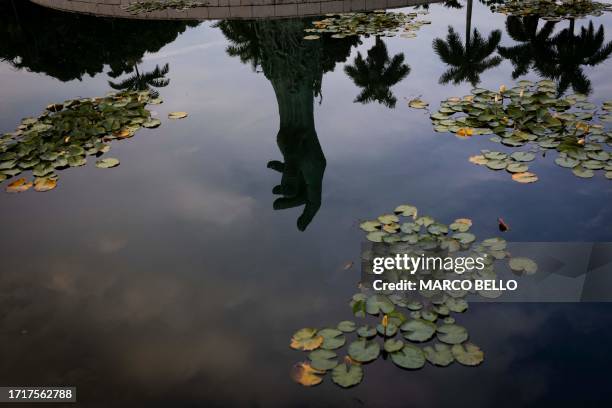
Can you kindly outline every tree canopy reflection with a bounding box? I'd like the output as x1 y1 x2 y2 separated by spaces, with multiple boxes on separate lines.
0 0 197 82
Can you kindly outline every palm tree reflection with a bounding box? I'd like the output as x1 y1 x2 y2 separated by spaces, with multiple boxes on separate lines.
499 17 612 96
432 0 502 86
108 63 170 98
344 37 410 108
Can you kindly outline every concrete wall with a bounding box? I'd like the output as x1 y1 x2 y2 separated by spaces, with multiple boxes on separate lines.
30 0 438 20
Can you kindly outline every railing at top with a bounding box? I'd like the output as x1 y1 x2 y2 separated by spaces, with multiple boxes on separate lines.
30 0 440 20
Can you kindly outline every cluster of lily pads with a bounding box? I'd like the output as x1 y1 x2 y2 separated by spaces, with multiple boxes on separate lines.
122 0 208 15
430 81 612 182
290 204 537 388
303 11 430 40
490 0 612 21
0 91 162 193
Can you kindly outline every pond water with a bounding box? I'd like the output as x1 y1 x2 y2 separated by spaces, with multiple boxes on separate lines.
1 0 612 406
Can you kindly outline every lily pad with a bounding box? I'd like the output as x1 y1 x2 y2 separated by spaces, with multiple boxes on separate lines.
451 343 484 366
390 344 426 369
436 324 468 345
400 319 436 342
348 339 380 363
424 343 454 366
331 363 363 388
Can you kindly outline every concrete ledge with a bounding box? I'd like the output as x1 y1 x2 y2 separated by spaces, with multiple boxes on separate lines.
30 0 440 19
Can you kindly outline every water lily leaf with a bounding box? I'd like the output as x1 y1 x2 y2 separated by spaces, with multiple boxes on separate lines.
510 151 535 162
486 160 507 170
572 166 594 178
400 319 436 342
378 213 399 224
309 349 338 371
96 158 120 169
34 177 57 192
360 220 381 232
290 362 324 386
390 344 425 369
337 321 356 333
348 339 380 363
445 297 468 313
168 112 188 119
451 343 484 366
376 322 398 337
366 231 387 242
290 328 324 351
384 338 404 353
452 232 475 244
424 343 454 366
319 328 346 350
67 156 86 167
366 295 394 315
436 324 468 344
142 118 161 128
469 155 488 165
331 363 363 388
356 325 377 338
408 98 429 109
394 204 417 218
6 178 32 193
303 35 320 40
509 257 537 275
511 172 538 183
506 162 529 173
554 156 579 168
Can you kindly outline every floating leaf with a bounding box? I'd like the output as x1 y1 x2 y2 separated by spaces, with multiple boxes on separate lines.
290 328 324 351
331 363 363 388
451 343 484 366
309 349 338 371
390 344 425 369
424 343 454 366
303 35 320 40
400 319 436 342
366 295 395 315
360 220 381 232
572 166 594 178
337 321 356 333
384 338 404 353
6 178 32 193
394 204 417 218
508 257 538 275
319 328 346 350
168 111 188 119
436 324 468 345
408 98 429 109
511 172 538 183
348 339 380 363
290 362 324 386
33 177 57 192
96 158 120 169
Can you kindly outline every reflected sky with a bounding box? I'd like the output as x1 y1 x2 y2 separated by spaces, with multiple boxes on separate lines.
1 0 612 406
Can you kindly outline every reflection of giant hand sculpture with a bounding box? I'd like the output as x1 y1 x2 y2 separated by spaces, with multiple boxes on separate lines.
218 19 359 230
268 126 325 231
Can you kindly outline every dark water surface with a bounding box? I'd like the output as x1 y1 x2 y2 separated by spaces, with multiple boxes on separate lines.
1 1 612 406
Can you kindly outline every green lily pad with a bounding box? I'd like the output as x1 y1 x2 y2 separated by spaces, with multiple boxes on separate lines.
337 321 356 333
451 343 484 366
308 349 338 370
436 324 468 345
318 328 346 350
400 319 436 342
508 257 537 275
424 343 454 366
390 344 425 369
95 158 120 169
348 339 380 363
366 295 395 315
384 338 404 353
331 363 363 388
